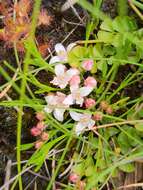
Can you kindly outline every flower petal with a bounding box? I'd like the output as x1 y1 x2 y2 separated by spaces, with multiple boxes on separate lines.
49 56 60 64
75 122 86 136
45 95 55 104
50 77 59 86
44 106 53 113
70 111 82 121
66 68 79 79
70 85 79 92
80 87 93 97
70 75 80 87
55 64 66 76
56 92 66 99
63 94 74 105
58 81 69 89
84 77 97 88
67 43 77 52
76 97 84 106
53 108 65 122
55 43 66 54
87 119 95 130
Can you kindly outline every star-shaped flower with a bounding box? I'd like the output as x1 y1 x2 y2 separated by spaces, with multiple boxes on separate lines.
44 92 68 122
70 111 95 135
63 85 93 106
49 43 76 64
51 64 79 89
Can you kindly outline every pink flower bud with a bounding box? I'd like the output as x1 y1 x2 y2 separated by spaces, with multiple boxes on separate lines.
82 59 94 71
93 112 103 121
84 77 97 88
69 173 79 183
70 75 80 86
30 127 41 136
36 112 45 121
36 122 45 130
35 140 43 149
106 106 113 114
84 98 96 108
41 132 49 141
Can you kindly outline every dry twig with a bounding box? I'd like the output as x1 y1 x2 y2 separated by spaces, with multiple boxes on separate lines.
4 160 12 190
118 182 143 189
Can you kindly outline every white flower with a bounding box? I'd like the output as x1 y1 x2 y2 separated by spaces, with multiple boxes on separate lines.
49 43 76 64
44 92 68 122
70 111 95 136
51 64 79 89
63 85 93 106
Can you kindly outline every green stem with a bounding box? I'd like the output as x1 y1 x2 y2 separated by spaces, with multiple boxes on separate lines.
117 0 128 16
96 65 118 105
46 134 73 190
16 0 42 189
96 63 115 95
131 0 143 10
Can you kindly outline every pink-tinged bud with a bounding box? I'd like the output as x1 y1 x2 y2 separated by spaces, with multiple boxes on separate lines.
69 173 79 183
82 59 94 71
30 127 41 136
84 77 97 88
70 75 80 86
36 122 45 130
35 140 43 149
93 112 103 121
84 98 96 108
106 106 113 114
41 132 49 141
100 101 108 110
36 112 45 121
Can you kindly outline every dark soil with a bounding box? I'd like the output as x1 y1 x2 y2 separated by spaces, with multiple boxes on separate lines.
101 0 117 18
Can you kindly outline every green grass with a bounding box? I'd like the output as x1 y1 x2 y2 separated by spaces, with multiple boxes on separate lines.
15 0 42 189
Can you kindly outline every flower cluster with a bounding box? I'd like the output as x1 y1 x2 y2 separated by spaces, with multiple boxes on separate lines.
30 112 49 149
43 43 98 136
